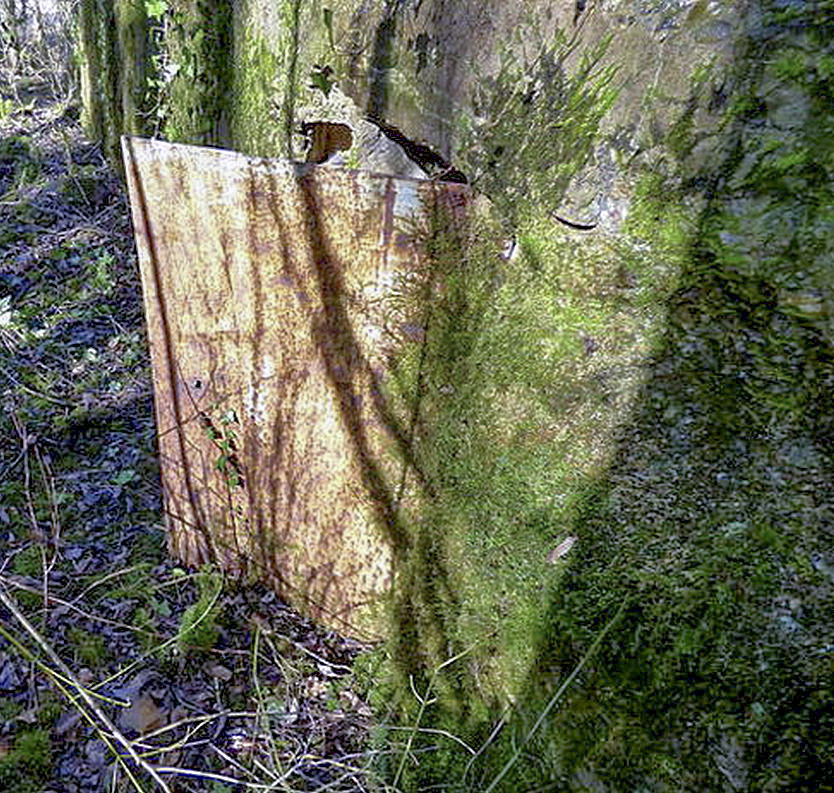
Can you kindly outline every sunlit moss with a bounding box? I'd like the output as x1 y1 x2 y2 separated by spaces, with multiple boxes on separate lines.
230 34 283 157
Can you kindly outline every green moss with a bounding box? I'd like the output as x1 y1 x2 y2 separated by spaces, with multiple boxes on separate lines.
276 0 303 157
469 10 834 792
0 729 52 793
770 50 807 81
67 627 110 667
0 699 22 722
163 0 234 145
230 34 283 157
12 545 43 577
231 0 343 158
115 0 148 136
817 53 834 80
96 0 123 166
36 694 63 728
457 29 617 227
177 566 223 657
380 173 654 791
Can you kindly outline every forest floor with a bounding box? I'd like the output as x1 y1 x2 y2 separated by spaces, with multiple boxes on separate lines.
0 88 380 792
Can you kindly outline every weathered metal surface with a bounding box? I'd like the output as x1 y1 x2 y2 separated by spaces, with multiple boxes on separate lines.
122 136 470 639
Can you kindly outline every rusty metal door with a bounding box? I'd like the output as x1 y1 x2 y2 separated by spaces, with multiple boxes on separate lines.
122 137 470 638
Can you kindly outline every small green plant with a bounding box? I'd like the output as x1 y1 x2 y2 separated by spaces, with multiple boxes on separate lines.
66 627 109 667
177 567 223 657
308 63 335 97
88 250 116 293
200 409 244 489
144 0 168 18
0 729 52 793
12 545 43 577
132 605 157 653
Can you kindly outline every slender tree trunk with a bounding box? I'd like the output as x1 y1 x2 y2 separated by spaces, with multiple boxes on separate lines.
77 0 103 140
98 0 123 165
115 0 147 136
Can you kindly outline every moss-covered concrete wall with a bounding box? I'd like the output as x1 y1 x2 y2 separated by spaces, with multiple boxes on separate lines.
361 2 834 790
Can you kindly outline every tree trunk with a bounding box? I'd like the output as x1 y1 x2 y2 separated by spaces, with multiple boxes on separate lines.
77 0 103 141
115 0 147 136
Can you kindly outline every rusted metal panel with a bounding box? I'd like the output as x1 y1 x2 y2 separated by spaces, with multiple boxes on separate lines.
122 136 470 639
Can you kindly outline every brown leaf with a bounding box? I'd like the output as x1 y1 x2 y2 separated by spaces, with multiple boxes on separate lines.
205 663 233 681
117 693 168 735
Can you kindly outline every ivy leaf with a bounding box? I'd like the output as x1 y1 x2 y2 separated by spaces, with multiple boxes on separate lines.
112 468 136 485
145 0 167 19
309 64 335 97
